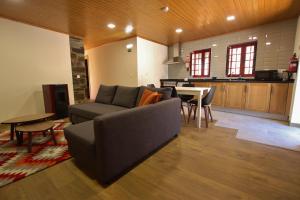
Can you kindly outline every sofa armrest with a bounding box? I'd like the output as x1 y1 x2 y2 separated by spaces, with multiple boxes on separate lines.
93 98 181 184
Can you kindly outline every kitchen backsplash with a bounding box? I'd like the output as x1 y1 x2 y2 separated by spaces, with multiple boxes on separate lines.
168 18 297 79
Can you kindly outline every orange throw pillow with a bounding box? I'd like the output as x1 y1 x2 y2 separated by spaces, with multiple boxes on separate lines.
138 89 161 106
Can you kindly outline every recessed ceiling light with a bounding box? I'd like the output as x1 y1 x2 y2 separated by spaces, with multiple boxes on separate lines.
125 25 134 34
161 6 169 13
266 42 272 46
226 15 235 21
107 23 116 29
175 28 183 33
212 43 217 47
249 36 257 40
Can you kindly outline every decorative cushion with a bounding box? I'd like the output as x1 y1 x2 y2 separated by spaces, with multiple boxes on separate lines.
112 86 140 108
138 89 162 106
95 85 117 104
136 86 172 106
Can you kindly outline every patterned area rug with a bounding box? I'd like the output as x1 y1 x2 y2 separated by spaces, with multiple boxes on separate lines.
0 121 71 187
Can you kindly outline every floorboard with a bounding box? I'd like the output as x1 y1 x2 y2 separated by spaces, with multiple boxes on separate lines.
1 119 300 200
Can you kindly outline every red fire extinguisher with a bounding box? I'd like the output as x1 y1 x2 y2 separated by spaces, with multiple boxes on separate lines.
288 53 299 73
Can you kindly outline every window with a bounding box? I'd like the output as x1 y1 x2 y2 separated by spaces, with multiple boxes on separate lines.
190 49 211 77
226 41 257 77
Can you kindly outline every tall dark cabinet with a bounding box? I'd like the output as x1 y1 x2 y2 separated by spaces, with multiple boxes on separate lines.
42 84 69 119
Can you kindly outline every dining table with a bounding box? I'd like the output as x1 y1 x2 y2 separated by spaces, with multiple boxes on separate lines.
175 86 211 128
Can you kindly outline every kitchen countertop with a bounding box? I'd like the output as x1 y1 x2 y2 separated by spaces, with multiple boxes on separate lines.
160 78 294 83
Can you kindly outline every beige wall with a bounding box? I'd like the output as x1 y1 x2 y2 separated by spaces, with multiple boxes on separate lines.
168 18 297 79
86 38 138 99
86 37 169 99
290 16 300 125
137 37 168 87
0 18 74 122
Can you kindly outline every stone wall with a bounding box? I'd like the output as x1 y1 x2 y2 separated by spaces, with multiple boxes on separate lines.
69 37 88 103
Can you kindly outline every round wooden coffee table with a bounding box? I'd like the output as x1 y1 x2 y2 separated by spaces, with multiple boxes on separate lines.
1 113 54 141
15 121 56 153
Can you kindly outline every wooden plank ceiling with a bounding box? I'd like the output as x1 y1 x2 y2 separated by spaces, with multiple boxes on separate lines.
0 0 300 49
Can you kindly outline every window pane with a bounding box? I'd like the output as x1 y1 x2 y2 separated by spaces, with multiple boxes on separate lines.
249 61 253 68
205 63 209 69
245 61 249 68
232 55 236 62
191 49 211 77
237 48 241 54
205 58 209 64
246 46 251 53
205 52 210 58
246 53 250 60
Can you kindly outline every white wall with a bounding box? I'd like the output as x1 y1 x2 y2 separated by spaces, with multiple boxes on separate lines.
137 37 168 87
0 18 74 122
290 16 300 126
86 38 138 99
168 18 297 79
86 37 168 99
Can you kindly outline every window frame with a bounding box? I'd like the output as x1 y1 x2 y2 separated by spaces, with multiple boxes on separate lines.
190 48 211 78
226 41 257 77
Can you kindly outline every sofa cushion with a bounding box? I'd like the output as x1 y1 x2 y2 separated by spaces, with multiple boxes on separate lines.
95 85 117 104
136 86 172 106
112 86 140 108
64 121 96 165
138 89 161 106
69 103 128 120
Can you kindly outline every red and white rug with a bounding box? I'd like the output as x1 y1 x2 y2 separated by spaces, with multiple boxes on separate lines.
0 121 71 188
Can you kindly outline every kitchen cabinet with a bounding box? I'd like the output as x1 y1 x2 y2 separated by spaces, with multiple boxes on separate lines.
269 83 289 115
162 79 293 118
224 83 246 109
245 83 271 112
193 82 211 97
210 82 225 107
285 83 294 117
193 82 211 87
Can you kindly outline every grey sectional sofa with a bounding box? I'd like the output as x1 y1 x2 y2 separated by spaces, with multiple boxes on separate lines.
64 85 181 184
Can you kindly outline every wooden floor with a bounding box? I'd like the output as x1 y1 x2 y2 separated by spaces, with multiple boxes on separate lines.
1 120 300 200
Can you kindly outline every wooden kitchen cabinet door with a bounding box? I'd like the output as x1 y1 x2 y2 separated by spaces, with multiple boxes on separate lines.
285 83 294 117
193 82 211 87
269 83 289 114
210 82 225 107
193 82 211 97
224 83 246 109
245 83 271 112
